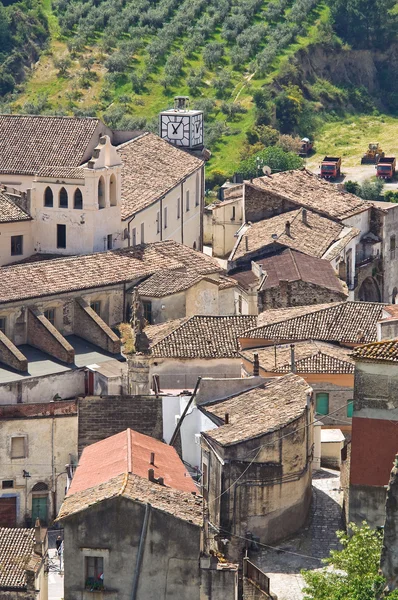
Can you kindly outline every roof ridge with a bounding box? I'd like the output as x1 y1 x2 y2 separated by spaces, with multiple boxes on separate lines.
244 302 344 335
0 113 99 121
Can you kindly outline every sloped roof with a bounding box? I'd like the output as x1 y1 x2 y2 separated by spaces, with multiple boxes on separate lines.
231 208 344 261
36 166 85 179
243 301 384 345
0 240 219 303
257 303 336 326
0 191 31 223
241 341 354 374
0 528 36 589
146 315 257 358
201 372 311 446
252 169 370 221
0 115 101 174
118 133 203 220
351 339 398 362
137 271 218 298
258 249 346 295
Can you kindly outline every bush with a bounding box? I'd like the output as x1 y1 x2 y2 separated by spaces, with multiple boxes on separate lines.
53 55 72 76
344 180 360 195
358 178 384 200
203 42 224 69
237 146 303 179
206 169 228 189
278 134 302 153
384 191 398 203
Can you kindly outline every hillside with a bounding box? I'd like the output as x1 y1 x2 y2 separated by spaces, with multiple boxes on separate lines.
3 0 398 180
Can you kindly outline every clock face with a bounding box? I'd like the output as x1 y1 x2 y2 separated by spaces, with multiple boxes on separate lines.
161 114 190 146
191 114 203 146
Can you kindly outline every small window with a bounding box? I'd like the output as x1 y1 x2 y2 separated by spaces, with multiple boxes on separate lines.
44 186 53 207
391 235 396 259
193 241 197 251
132 228 137 247
74 188 83 210
315 393 329 415
195 173 200 206
2 480 13 489
238 295 242 315
0 317 6 335
141 223 145 244
186 190 190 212
90 301 101 317
11 436 26 459
164 206 168 229
98 178 105 209
177 198 180 220
156 211 160 234
109 174 117 206
44 309 55 326
59 187 68 208
11 235 23 256
231 206 236 221
107 234 113 250
347 399 354 418
85 556 104 590
57 224 66 249
143 301 152 324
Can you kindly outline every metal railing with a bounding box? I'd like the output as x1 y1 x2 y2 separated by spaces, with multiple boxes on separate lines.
243 558 270 595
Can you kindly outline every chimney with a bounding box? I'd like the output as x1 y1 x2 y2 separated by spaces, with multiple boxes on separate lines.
34 518 42 555
148 468 155 482
157 477 165 486
290 344 296 373
225 413 229 424
302 208 308 224
253 353 260 376
245 236 249 251
150 452 155 466
285 221 291 236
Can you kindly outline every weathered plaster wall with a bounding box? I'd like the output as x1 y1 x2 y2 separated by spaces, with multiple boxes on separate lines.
0 369 85 404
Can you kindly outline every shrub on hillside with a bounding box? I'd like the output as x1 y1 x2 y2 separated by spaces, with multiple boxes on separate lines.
237 146 303 178
203 42 224 69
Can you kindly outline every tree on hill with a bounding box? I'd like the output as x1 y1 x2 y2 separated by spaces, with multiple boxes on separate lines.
237 146 303 178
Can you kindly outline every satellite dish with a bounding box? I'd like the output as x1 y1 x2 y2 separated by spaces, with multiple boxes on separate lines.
262 165 271 176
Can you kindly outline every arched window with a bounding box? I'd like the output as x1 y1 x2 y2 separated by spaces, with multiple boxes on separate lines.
74 188 83 210
59 187 68 208
109 174 117 206
44 186 53 208
32 482 48 492
98 177 105 209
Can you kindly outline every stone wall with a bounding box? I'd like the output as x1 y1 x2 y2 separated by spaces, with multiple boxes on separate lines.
78 394 163 455
74 297 121 354
261 279 346 311
381 457 398 591
244 184 296 224
27 307 74 363
0 330 28 372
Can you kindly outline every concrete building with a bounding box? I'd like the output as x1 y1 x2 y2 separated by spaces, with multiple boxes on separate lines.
0 523 48 600
200 372 314 562
0 401 78 527
347 339 398 528
204 186 243 258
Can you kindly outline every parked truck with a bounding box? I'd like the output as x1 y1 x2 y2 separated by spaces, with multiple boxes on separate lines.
376 156 396 180
320 156 341 180
299 137 313 157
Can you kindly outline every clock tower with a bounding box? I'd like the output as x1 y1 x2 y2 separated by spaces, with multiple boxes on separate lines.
159 96 204 150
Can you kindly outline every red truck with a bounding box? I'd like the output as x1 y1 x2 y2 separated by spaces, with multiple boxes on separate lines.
320 156 341 180
376 157 396 180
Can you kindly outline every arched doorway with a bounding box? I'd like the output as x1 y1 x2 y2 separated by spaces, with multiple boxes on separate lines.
31 482 49 525
358 277 381 302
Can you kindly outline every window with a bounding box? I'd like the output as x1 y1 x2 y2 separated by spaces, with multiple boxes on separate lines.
231 206 236 221
74 188 83 210
177 197 180 219
391 235 396 259
195 173 200 206
44 309 55 326
164 206 168 229
90 301 101 316
141 222 145 244
347 399 354 418
143 301 152 324
44 186 53 207
57 224 66 249
11 436 26 459
85 557 104 590
109 174 117 206
107 234 113 250
132 227 137 247
315 393 329 415
2 480 13 489
0 317 6 335
186 190 190 212
11 235 23 256
59 187 68 208
156 211 160 234
238 295 243 314
98 178 105 209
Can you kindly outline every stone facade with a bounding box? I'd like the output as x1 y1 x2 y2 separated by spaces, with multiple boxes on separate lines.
381 457 398 591
261 278 347 310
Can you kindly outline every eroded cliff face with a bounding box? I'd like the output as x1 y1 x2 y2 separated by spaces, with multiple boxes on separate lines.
381 456 398 590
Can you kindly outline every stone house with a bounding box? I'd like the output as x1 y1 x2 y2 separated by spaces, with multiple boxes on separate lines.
0 400 78 527
0 523 48 600
204 186 244 258
347 339 398 528
200 372 314 562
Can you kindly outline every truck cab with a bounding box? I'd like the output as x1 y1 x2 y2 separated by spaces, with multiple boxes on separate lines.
376 157 396 180
321 156 341 180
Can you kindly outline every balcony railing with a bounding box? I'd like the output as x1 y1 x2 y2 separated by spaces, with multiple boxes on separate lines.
243 558 270 595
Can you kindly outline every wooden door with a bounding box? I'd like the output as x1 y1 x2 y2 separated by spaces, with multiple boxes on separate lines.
0 497 17 527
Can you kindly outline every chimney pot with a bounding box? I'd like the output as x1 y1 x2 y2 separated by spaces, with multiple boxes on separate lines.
302 208 308 224
285 221 291 236
225 413 229 424
253 353 260 376
148 468 155 482
150 452 155 465
157 477 164 486
245 236 249 251
290 344 296 373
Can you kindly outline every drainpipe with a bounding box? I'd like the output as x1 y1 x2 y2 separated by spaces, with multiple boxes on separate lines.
131 503 151 600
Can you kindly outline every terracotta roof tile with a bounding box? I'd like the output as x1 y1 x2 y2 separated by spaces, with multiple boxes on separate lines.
36 166 85 179
201 372 311 445
0 115 101 174
0 190 31 223
0 528 36 589
252 169 370 221
351 339 398 362
118 133 203 219
137 271 218 298
229 270 259 291
322 227 361 261
257 304 336 326
146 315 257 358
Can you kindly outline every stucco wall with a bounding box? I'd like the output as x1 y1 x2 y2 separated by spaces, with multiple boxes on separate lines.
0 220 34 267
378 205 398 303
212 199 243 258
149 358 242 391
0 369 85 404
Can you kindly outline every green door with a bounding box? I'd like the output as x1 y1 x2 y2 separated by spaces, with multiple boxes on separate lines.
347 399 354 418
315 393 329 415
32 496 48 525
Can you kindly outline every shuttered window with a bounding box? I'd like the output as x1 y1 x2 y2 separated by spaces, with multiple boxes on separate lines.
315 393 329 415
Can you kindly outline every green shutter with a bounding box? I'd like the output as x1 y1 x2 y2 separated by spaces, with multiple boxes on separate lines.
32 496 48 524
316 393 329 415
347 399 354 418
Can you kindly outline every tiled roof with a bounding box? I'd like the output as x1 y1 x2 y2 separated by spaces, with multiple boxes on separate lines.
68 429 196 495
0 115 101 174
118 133 203 219
36 166 85 179
252 169 370 221
0 528 36 589
201 372 311 446
137 271 219 298
351 339 398 362
146 315 257 358
0 240 219 303
257 304 336 326
322 227 360 261
218 274 237 290
231 208 344 261
229 270 259 291
243 301 384 344
58 473 203 526
241 341 354 374
258 249 346 295
0 190 31 223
